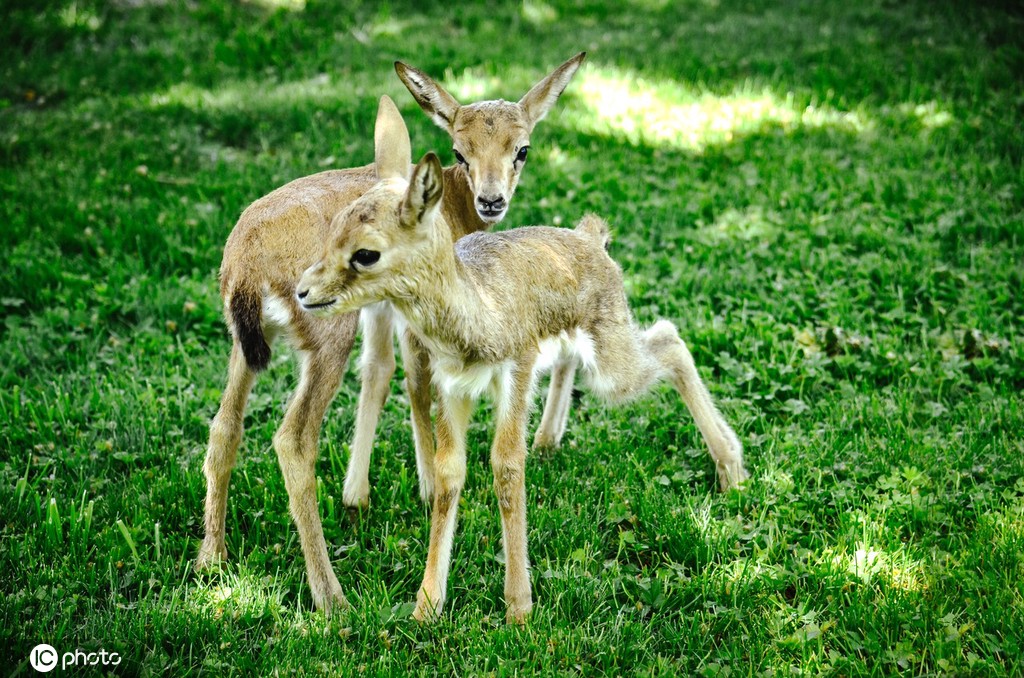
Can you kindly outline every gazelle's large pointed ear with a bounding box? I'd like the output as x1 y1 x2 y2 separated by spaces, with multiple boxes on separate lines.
374 95 411 181
400 152 444 229
518 52 586 130
395 61 462 133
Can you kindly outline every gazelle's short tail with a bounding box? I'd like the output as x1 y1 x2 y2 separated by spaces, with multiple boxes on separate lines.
228 286 271 372
575 213 611 250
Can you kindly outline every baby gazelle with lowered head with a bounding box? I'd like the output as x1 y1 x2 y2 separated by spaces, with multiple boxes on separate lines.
197 54 585 613
297 99 749 623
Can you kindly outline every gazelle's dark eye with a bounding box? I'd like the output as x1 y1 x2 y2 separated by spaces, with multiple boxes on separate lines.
350 249 380 269
453 149 467 166
515 146 529 163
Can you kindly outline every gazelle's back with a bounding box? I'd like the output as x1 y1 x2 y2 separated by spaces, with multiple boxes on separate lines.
221 165 377 298
454 219 629 341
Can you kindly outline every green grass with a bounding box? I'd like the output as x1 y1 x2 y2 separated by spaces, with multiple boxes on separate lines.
2 0 1023 674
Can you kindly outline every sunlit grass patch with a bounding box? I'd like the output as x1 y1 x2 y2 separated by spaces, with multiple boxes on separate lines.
59 3 103 31
245 0 307 11
186 568 289 618
521 0 558 26
572 67 874 152
696 204 782 244
896 101 955 129
825 540 929 593
144 74 376 114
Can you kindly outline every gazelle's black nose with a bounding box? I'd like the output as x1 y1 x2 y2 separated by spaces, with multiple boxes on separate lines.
477 195 506 211
296 288 309 300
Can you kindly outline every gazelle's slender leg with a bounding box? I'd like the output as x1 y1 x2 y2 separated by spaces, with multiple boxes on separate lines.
274 325 356 612
413 392 473 621
589 320 747 491
642 321 747 490
532 357 576 449
343 304 396 508
400 327 436 502
492 357 538 623
197 341 258 568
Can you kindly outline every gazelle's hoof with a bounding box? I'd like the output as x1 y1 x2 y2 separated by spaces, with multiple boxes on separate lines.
505 599 533 625
717 462 750 492
195 540 227 571
341 482 370 509
312 584 350 616
531 430 563 452
412 588 444 623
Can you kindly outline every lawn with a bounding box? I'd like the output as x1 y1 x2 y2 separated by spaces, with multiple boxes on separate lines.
2 0 1023 675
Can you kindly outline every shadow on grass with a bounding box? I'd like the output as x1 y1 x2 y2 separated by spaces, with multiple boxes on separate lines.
3 0 1020 107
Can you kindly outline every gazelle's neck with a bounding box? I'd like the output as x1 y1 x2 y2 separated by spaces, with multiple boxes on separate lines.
390 227 494 364
440 166 488 239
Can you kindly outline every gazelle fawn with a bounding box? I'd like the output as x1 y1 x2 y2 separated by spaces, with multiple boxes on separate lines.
196 54 585 613
296 99 749 623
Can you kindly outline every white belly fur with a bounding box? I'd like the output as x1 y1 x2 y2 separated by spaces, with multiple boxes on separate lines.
432 357 513 402
430 328 597 403
535 328 597 374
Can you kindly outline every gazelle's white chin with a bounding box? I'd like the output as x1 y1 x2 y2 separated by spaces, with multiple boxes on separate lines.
477 210 506 224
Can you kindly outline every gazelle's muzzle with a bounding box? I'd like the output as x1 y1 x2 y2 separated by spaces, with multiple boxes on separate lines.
469 165 515 223
296 262 338 313
476 194 507 221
